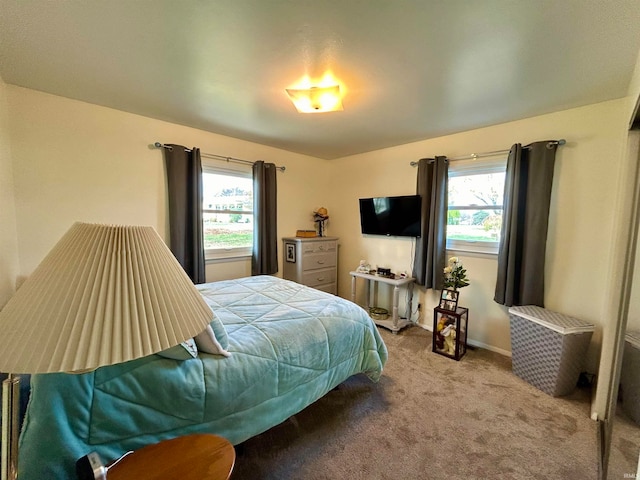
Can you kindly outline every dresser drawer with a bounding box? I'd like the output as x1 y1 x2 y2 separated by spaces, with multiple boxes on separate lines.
302 268 337 287
302 241 337 254
302 252 336 271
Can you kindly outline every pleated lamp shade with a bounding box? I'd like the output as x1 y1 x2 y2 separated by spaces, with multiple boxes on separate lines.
0 223 213 374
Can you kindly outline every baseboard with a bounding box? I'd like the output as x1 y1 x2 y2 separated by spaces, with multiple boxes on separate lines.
414 322 512 358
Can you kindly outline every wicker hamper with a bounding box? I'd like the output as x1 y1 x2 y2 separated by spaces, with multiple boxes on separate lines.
509 306 594 397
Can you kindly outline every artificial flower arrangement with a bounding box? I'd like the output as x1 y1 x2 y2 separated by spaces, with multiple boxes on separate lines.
443 256 470 290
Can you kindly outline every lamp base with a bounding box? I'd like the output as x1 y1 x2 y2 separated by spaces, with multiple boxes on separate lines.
2 374 20 480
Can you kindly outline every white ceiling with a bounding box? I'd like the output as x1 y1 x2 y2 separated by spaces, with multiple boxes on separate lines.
1 1 640 160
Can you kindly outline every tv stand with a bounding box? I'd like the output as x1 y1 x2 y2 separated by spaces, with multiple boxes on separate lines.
349 271 415 334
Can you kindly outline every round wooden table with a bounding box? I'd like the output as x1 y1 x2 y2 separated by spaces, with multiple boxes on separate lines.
107 434 235 480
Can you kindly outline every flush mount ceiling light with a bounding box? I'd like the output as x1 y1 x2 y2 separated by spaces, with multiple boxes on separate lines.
285 85 343 113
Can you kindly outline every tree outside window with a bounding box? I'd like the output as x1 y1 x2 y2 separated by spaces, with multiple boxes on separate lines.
446 161 506 254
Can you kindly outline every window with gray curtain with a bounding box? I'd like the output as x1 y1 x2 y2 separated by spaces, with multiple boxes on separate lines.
163 144 206 284
412 156 449 289
252 161 278 275
494 141 558 307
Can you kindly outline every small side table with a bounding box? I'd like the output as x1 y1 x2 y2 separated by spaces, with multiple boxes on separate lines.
107 434 235 480
433 306 469 361
350 271 415 334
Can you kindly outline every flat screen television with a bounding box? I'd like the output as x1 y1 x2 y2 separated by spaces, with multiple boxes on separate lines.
359 195 422 237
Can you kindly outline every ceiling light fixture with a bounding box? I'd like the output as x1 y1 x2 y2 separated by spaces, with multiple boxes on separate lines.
285 85 343 113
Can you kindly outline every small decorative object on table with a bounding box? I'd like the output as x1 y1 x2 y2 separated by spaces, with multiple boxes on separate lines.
433 306 469 361
296 229 317 238
356 260 371 273
313 207 329 237
376 267 392 278
369 307 389 321
439 288 458 312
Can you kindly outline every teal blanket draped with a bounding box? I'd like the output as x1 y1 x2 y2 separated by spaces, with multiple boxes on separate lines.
18 276 387 479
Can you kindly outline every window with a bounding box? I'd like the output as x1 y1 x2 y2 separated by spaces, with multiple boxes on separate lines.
447 156 506 254
202 167 253 259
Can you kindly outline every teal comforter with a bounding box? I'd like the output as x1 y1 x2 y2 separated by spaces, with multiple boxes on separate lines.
17 276 387 479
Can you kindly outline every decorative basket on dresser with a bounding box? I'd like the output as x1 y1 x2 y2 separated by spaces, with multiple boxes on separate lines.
282 237 338 294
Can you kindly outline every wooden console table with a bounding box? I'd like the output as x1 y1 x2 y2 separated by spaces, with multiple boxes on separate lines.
349 271 415 334
107 433 235 480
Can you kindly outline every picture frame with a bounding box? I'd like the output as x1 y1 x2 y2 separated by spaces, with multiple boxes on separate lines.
439 289 458 312
285 243 296 263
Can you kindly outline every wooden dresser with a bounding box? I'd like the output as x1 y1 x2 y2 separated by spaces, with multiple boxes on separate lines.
282 237 338 294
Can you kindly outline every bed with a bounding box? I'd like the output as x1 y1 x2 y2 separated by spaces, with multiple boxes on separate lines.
17 275 388 479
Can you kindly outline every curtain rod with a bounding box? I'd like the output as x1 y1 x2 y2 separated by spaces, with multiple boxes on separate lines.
409 139 566 166
153 142 286 172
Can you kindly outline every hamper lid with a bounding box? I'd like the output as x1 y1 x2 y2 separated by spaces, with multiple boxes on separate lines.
626 330 640 349
508 305 595 335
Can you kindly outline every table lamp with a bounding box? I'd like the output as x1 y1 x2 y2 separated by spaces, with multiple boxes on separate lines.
0 223 214 480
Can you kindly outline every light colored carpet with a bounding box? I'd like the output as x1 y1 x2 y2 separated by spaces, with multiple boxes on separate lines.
232 326 639 479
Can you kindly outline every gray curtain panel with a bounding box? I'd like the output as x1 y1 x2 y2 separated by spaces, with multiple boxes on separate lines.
412 156 448 289
494 141 558 307
252 161 278 275
163 144 206 284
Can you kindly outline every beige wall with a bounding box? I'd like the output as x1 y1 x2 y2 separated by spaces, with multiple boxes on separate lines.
5 85 329 282
328 99 630 370
3 83 634 372
0 77 19 308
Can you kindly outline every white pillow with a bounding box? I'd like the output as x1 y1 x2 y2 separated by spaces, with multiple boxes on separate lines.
194 325 231 357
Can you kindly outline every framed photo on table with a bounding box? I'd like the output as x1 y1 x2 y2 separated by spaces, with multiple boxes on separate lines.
285 243 296 263
439 289 458 312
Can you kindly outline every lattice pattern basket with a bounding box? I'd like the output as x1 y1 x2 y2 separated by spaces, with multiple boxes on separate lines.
508 306 594 397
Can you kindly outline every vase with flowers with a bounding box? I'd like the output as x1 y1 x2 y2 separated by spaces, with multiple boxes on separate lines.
443 256 470 291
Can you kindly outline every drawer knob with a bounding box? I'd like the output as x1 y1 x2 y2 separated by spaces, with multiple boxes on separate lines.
317 277 325 281
317 260 325 264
